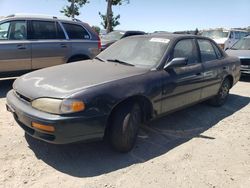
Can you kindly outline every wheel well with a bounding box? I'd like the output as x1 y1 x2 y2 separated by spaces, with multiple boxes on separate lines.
67 54 90 63
225 75 234 88
104 96 153 135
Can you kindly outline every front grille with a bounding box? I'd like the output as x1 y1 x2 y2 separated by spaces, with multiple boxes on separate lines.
240 59 250 65
14 91 32 103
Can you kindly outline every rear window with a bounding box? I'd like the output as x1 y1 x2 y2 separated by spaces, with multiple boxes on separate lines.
62 23 90 39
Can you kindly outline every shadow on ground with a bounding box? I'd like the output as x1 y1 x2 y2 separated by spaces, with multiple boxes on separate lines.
25 93 250 178
0 80 15 98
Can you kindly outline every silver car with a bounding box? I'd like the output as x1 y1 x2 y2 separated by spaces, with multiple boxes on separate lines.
0 14 100 76
226 35 250 75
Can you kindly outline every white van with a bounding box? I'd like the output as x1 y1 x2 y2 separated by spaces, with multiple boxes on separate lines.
201 29 249 50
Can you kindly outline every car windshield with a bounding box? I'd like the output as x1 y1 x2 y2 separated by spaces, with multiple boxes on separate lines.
231 38 250 50
97 37 170 68
101 31 125 41
201 30 229 39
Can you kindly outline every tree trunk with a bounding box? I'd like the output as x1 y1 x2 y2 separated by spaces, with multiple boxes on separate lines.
71 0 75 18
106 0 112 33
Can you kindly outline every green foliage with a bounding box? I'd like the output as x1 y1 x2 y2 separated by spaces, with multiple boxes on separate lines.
111 0 129 6
61 0 89 18
99 12 120 32
92 26 101 34
100 0 129 32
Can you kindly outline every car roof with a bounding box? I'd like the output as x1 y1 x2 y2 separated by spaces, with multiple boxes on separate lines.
1 13 87 24
130 33 201 40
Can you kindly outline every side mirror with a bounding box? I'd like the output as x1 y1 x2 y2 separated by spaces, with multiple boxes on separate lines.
164 57 188 70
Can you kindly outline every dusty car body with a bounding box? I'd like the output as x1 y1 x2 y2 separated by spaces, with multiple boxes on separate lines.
6 34 240 152
226 36 250 75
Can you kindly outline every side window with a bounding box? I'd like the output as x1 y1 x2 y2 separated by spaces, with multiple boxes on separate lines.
198 39 217 62
0 21 27 40
235 31 240 39
239 32 247 39
62 23 90 39
31 21 57 39
56 22 66 39
173 39 199 64
0 22 10 40
212 43 223 59
229 32 234 39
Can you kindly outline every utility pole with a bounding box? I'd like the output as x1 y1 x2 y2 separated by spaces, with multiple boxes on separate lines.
106 0 112 33
71 0 75 18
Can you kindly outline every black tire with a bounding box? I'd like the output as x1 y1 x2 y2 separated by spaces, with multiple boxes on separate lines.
109 103 142 152
209 78 231 107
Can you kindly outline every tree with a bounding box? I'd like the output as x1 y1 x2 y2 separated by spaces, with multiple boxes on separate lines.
99 0 129 33
92 25 101 35
99 12 120 31
61 0 89 18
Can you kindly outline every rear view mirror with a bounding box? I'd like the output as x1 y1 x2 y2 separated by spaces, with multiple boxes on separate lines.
164 57 188 70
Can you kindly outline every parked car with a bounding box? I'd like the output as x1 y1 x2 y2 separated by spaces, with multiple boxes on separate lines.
100 30 145 50
0 14 100 77
201 29 249 50
226 36 250 75
6 34 240 152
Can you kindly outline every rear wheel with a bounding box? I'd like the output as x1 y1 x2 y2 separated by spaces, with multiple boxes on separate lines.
209 78 231 107
109 103 142 152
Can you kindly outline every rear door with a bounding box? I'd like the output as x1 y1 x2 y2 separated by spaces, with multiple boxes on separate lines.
62 22 98 59
0 20 31 72
161 38 203 113
30 20 69 69
197 39 223 99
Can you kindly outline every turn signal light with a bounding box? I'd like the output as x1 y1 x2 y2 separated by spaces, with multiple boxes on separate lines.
71 101 85 112
32 122 55 132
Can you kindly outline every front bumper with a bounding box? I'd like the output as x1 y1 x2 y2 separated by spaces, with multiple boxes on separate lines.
6 90 106 144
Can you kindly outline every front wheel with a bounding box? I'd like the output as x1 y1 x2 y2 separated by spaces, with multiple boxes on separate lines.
109 103 142 152
208 78 231 107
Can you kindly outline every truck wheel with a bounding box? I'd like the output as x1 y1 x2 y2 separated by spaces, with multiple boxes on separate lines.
109 103 141 152
209 78 231 107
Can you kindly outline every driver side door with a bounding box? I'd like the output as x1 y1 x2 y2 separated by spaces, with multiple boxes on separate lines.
160 38 204 114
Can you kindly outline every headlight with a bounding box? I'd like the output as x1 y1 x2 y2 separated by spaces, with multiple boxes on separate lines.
31 98 85 114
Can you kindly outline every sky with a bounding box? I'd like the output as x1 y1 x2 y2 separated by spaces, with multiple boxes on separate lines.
0 0 249 32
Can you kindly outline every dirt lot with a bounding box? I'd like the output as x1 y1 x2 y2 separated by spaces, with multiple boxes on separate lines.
0 78 250 188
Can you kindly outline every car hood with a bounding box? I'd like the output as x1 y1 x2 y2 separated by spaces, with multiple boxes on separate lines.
213 38 227 44
226 49 250 58
13 60 148 100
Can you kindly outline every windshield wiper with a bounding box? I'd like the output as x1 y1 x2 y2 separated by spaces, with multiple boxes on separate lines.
107 59 135 66
94 56 105 62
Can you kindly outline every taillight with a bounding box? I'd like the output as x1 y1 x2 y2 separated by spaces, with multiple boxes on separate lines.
98 36 101 50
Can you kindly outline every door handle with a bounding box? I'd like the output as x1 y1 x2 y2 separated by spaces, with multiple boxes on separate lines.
223 66 227 70
60 43 67 48
17 44 26 50
196 72 202 76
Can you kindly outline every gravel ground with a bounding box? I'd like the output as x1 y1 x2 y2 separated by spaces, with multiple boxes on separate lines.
0 78 249 188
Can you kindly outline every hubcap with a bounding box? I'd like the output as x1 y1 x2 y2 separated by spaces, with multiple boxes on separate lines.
220 82 229 99
124 107 140 145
